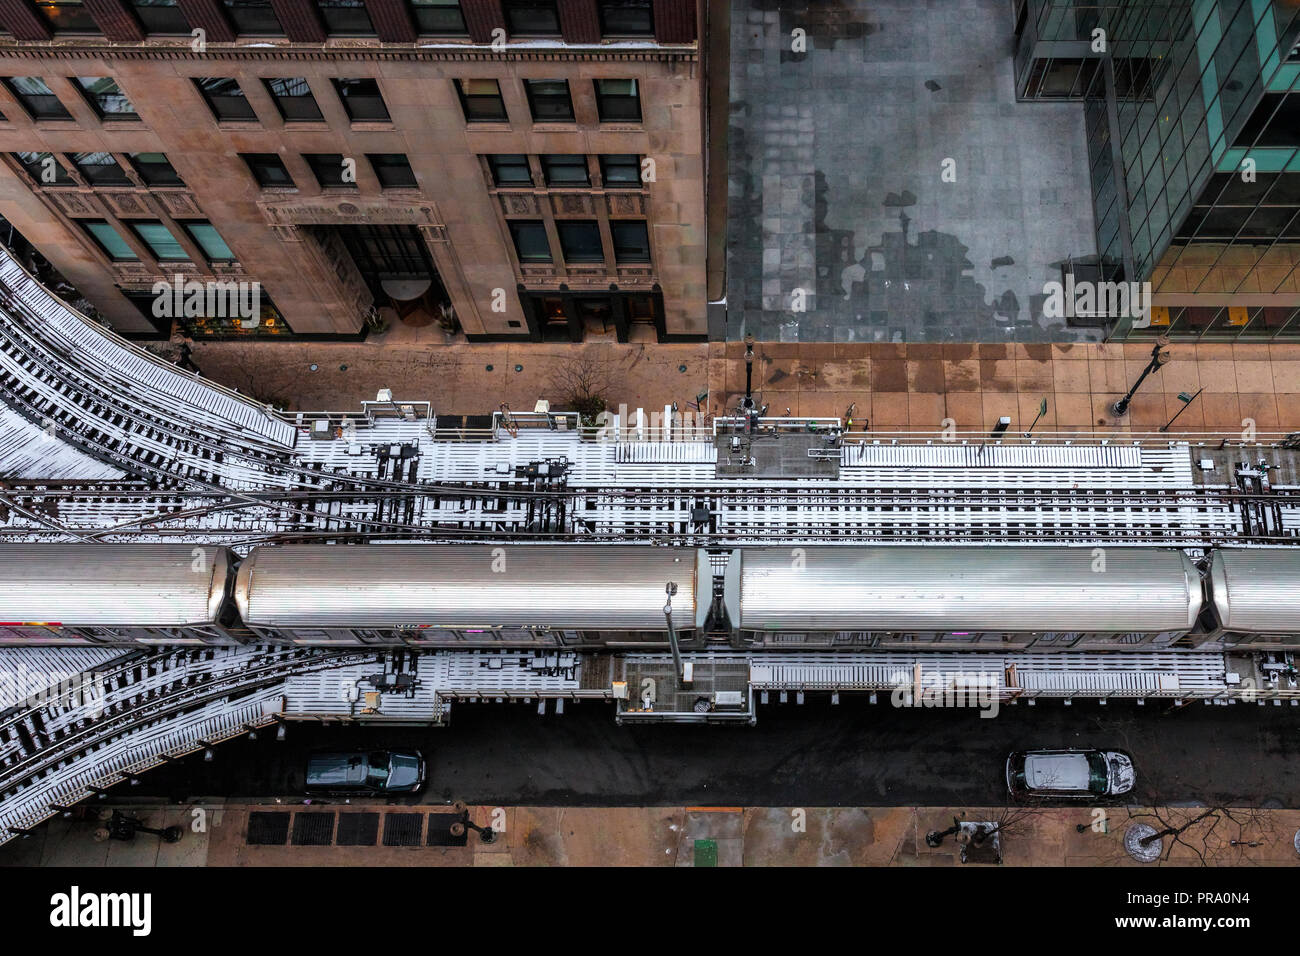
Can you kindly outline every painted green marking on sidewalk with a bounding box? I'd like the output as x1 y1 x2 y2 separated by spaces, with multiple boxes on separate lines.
694 839 717 867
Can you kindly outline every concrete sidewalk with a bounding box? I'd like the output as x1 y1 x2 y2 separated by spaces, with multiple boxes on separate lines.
6 803 1298 866
176 335 1300 437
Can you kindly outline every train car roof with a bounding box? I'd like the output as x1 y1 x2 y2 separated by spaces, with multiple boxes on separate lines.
1210 548 1300 633
0 544 231 626
235 545 701 630
736 546 1201 632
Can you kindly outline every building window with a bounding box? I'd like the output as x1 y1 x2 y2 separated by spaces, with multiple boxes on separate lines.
509 221 551 262
523 79 574 122
264 78 323 122
541 154 589 186
127 152 183 186
130 221 189 260
503 0 559 35
35 0 99 33
594 79 641 122
222 0 283 34
487 154 533 186
556 220 604 262
409 0 465 34
333 78 390 121
456 79 507 122
74 77 138 120
304 153 356 188
4 78 71 120
367 153 417 188
599 154 641 187
598 0 652 35
14 151 72 185
240 152 295 187
611 220 650 262
131 0 189 33
71 152 131 186
195 78 257 121
82 220 138 260
315 0 375 35
181 221 236 261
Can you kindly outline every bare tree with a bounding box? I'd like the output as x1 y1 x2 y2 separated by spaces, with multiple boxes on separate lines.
546 352 611 425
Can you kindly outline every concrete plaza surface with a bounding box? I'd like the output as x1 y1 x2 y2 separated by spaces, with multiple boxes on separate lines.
725 0 1097 342
173 334 1300 436
4 802 1298 867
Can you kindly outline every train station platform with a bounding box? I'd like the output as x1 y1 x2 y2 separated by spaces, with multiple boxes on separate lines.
4 801 1297 867
178 336 1300 438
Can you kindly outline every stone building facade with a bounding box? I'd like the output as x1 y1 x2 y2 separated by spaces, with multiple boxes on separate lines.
0 0 706 341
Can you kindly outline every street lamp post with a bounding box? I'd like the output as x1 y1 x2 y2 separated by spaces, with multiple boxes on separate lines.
664 582 685 683
1112 337 1171 417
1160 387 1203 433
742 333 755 411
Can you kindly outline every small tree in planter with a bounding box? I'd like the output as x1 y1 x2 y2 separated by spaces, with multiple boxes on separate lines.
547 354 611 431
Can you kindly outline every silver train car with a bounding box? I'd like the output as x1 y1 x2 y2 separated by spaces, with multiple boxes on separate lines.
234 545 710 646
0 542 1296 652
728 547 1206 650
0 544 234 644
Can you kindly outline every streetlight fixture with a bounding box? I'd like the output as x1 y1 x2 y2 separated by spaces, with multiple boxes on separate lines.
742 333 755 411
1023 398 1048 437
663 582 686 683
1112 336 1171 417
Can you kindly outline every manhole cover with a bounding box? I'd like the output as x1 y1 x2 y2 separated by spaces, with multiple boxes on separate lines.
292 812 335 846
427 813 470 847
336 813 379 847
246 811 290 846
383 813 424 846
1125 823 1162 863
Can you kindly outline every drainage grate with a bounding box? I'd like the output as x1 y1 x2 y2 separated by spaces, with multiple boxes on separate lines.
426 813 470 847
246 812 290 846
292 812 335 846
382 813 424 847
335 813 379 847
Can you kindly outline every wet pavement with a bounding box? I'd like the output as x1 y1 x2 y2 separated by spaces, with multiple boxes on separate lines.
725 0 1098 342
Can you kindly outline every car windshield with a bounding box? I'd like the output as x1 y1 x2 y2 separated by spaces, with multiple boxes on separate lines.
366 752 390 786
1086 753 1109 793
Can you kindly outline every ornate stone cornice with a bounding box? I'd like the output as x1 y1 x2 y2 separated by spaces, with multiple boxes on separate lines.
0 39 697 64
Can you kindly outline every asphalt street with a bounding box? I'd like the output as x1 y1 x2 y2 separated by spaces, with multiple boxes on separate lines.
114 697 1300 809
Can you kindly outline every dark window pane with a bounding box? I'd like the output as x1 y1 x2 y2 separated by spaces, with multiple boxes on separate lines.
222 0 283 34
524 79 573 122
182 221 236 260
594 78 641 122
598 0 652 35
72 151 131 185
240 152 295 187
196 77 257 121
131 0 190 33
367 153 417 188
599 153 641 187
410 0 465 34
557 220 603 262
83 220 137 260
75 77 138 119
487 154 532 185
128 152 184 186
315 0 375 35
333 78 390 121
264 77 323 121
14 151 72 185
611 220 650 262
131 220 189 260
541 154 589 185
4 77 72 120
304 152 357 188
457 78 507 122
503 0 559 35
35 0 99 33
509 220 551 262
